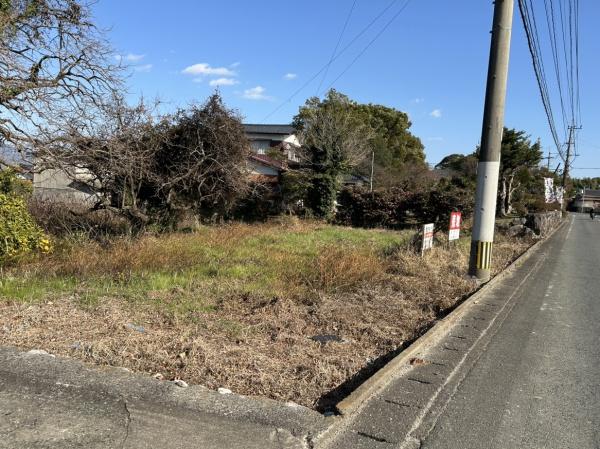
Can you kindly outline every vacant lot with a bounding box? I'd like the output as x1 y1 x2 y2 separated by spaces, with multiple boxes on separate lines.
0 220 531 410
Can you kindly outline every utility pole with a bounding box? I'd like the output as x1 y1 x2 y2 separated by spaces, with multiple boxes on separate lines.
561 125 582 212
561 125 580 188
545 149 553 170
468 0 514 282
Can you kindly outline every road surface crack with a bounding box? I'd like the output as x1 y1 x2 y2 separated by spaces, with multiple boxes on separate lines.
406 378 432 385
357 431 395 444
384 399 412 408
120 397 131 449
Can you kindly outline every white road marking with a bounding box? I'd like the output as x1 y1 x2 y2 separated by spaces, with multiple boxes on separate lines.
566 216 574 240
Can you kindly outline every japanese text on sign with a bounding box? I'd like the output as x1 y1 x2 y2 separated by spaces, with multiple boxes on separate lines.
448 211 462 241
422 223 434 254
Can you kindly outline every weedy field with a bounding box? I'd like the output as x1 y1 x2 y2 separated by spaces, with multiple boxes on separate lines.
0 219 532 410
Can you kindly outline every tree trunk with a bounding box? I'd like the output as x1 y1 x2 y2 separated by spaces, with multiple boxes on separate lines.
505 174 515 215
499 175 508 216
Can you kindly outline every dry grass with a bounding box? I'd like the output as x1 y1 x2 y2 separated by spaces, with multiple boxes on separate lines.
0 221 533 410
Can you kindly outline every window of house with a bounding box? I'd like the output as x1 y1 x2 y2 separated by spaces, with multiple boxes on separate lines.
251 140 270 155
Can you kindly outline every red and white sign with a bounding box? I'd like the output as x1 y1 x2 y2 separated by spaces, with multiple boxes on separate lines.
422 223 434 254
449 211 462 241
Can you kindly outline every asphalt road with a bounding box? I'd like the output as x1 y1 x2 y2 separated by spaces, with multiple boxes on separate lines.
420 213 600 449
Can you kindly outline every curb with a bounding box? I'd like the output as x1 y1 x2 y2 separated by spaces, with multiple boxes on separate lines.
334 218 567 417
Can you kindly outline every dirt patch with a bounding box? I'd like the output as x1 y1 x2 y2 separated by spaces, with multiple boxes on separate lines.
0 224 532 410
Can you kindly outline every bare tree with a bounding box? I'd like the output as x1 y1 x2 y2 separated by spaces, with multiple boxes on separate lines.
46 93 250 228
0 0 121 162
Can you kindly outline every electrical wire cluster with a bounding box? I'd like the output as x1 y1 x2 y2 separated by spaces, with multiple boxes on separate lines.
518 0 581 166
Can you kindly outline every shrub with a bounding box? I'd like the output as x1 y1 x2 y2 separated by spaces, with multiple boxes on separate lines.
411 179 474 231
28 198 130 239
0 168 33 198
336 180 474 231
336 187 411 228
0 193 51 262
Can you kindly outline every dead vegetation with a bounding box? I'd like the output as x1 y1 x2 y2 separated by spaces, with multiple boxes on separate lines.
0 221 532 410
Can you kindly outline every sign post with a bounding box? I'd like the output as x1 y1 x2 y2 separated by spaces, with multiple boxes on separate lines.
448 211 462 243
421 223 434 256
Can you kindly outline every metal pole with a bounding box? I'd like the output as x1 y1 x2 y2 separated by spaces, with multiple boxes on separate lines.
468 0 514 282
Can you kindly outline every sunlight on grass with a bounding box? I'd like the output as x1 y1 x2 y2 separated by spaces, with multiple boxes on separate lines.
0 222 414 314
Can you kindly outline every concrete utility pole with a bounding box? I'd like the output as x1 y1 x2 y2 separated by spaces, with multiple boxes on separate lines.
561 125 579 189
469 0 514 282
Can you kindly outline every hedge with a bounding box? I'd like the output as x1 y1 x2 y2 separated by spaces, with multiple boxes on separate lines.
0 193 51 262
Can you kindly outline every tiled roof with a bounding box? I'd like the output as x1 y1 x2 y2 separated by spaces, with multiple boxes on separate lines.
582 189 600 198
243 124 295 135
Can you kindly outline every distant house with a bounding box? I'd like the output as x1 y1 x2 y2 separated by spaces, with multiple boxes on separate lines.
570 188 600 212
244 124 301 185
33 166 99 204
243 124 300 161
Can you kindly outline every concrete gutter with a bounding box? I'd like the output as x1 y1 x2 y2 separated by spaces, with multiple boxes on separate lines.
334 219 567 417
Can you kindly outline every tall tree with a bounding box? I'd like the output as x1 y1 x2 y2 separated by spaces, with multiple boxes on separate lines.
352 102 426 186
294 90 426 189
0 0 120 162
293 90 372 218
497 128 542 216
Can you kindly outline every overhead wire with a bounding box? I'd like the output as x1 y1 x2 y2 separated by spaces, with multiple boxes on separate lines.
315 0 358 97
518 0 581 166
518 0 564 160
324 0 412 92
262 0 404 121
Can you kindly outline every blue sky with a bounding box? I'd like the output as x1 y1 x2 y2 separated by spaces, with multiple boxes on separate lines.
93 1 599 175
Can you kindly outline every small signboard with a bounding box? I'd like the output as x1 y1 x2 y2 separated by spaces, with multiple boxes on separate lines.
448 211 462 241
421 223 434 254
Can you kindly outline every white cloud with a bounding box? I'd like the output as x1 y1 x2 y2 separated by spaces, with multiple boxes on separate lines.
209 77 239 86
115 53 145 63
134 64 153 72
230 62 241 68
412 98 424 104
283 73 297 80
243 86 271 100
430 109 442 118
182 63 235 77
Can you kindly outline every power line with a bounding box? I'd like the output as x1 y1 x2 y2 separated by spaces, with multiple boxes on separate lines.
518 0 564 160
517 0 582 169
315 0 358 97
324 0 412 91
262 0 402 121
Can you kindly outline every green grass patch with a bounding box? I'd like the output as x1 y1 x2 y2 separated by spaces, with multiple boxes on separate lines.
0 222 413 315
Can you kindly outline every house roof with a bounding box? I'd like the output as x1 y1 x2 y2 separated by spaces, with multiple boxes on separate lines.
582 189 600 198
248 153 287 171
243 124 295 135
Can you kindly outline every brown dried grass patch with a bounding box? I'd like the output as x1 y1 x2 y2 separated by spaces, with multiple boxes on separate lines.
0 223 533 410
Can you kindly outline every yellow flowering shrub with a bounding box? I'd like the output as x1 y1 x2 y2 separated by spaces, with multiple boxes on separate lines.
0 192 52 262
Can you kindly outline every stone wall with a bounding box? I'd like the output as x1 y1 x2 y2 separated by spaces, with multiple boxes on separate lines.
525 210 562 236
